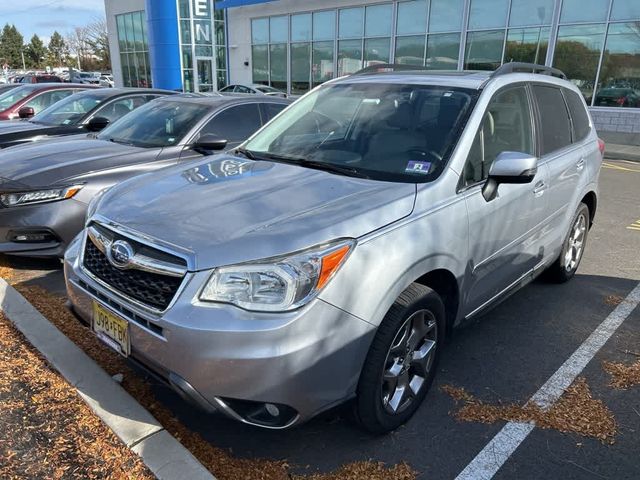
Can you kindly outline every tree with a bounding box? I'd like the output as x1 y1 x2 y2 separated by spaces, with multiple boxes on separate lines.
0 24 24 69
25 34 48 69
47 31 68 67
84 19 110 71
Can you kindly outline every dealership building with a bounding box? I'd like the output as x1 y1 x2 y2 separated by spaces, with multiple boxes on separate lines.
105 0 640 143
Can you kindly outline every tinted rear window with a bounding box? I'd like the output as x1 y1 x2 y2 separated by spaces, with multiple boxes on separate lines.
533 85 572 155
563 88 591 142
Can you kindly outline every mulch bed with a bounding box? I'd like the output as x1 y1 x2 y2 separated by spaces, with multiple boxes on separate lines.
0 313 155 480
0 261 417 480
441 378 617 444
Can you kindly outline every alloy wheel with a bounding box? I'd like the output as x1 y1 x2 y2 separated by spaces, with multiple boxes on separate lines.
564 213 587 272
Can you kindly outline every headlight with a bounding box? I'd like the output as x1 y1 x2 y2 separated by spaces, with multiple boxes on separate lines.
0 185 83 207
199 239 355 312
85 187 110 224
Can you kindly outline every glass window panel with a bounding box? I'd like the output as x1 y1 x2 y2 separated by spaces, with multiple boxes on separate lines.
313 11 336 41
216 47 227 71
505 27 550 64
611 0 640 20
427 33 460 69
252 45 269 84
124 14 135 51
429 0 464 33
178 0 190 18
397 1 427 35
136 52 148 87
143 53 152 87
594 22 640 107
269 44 287 91
180 20 192 44
120 53 131 86
291 42 311 95
128 53 138 87
270 16 288 43
133 12 144 51
215 21 225 46
338 39 363 76
509 0 554 26
117 15 127 52
469 0 509 30
395 35 426 65
291 13 312 42
182 46 193 69
252 18 269 44
564 88 591 140
183 69 194 92
312 41 334 86
365 4 393 37
464 30 505 70
339 8 364 39
533 85 573 154
141 13 148 50
364 37 391 66
553 24 606 103
214 9 224 22
560 0 609 23
195 45 213 57
217 69 227 89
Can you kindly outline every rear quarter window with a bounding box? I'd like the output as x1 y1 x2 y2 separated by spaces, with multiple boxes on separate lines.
532 85 572 155
563 88 591 143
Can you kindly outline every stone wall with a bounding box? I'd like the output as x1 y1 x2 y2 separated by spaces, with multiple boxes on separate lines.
589 108 640 146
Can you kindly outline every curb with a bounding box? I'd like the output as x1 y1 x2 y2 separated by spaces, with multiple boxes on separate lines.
0 278 216 480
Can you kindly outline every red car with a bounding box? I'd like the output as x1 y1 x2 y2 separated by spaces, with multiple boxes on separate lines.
0 83 98 121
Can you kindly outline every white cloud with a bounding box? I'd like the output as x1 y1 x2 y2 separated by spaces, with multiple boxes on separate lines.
0 0 105 15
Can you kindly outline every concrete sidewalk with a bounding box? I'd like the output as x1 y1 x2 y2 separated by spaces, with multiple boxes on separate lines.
0 278 216 480
604 143 640 162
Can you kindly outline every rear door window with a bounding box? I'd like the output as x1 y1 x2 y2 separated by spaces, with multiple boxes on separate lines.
563 88 591 143
24 89 75 114
532 85 572 155
262 102 287 122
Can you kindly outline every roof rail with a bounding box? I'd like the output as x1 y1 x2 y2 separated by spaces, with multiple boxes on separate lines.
491 62 567 80
352 63 427 75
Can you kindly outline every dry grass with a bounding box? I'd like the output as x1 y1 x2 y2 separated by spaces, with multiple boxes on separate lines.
0 313 155 480
603 360 640 390
442 378 617 444
1 265 417 480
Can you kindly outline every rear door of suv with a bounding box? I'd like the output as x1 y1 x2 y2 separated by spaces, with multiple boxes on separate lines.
531 84 588 257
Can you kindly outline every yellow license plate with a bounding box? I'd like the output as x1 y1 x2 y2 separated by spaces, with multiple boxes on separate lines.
92 301 130 357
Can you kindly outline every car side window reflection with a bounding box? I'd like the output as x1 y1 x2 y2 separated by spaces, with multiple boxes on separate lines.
463 86 534 186
200 104 262 144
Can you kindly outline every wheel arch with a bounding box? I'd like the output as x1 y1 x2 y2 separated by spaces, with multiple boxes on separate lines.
580 190 597 227
414 268 460 339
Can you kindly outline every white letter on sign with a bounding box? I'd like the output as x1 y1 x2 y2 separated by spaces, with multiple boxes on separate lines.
194 0 207 16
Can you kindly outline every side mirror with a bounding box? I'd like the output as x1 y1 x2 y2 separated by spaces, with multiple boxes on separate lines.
192 134 228 154
482 151 538 202
18 106 35 119
86 117 110 132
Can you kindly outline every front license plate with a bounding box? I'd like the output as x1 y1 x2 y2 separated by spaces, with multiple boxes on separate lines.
93 301 130 357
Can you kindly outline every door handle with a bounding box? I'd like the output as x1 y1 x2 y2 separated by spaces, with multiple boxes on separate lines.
533 181 546 197
576 158 585 171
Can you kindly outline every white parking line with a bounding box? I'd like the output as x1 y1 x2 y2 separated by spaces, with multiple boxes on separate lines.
456 281 640 480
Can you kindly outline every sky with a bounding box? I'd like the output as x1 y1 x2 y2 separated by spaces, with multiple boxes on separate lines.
0 0 106 44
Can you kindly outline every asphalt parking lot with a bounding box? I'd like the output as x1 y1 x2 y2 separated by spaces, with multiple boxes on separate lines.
4 159 639 480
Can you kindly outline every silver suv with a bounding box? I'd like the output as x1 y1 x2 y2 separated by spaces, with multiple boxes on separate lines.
64 63 602 433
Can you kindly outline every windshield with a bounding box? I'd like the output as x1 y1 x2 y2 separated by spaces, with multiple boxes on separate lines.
97 100 210 148
243 82 476 182
0 85 33 110
32 92 104 125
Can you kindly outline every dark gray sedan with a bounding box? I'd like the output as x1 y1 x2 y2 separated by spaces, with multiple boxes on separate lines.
0 94 291 257
0 88 175 149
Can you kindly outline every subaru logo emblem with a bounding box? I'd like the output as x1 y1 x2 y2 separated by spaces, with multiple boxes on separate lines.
108 240 134 269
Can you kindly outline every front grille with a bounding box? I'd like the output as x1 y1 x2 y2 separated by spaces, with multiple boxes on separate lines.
83 234 185 311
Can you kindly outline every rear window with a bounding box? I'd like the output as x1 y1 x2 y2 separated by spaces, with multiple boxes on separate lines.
563 88 591 143
532 85 572 155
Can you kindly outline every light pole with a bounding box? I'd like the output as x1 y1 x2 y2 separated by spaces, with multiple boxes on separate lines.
21 50 26 70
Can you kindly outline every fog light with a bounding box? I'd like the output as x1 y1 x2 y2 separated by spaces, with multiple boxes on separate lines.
8 230 57 243
265 403 280 417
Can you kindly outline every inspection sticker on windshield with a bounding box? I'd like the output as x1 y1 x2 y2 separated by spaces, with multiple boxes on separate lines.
405 161 431 175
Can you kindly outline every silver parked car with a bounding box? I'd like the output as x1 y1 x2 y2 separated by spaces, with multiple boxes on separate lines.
65 64 602 432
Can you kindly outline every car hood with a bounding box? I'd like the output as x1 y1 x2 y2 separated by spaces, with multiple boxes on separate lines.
0 120 46 135
96 155 416 270
0 137 151 189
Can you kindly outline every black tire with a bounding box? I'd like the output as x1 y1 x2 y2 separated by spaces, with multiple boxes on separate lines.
355 283 445 434
545 202 590 283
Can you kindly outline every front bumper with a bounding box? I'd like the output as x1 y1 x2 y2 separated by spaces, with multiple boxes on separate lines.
64 232 376 428
0 198 86 257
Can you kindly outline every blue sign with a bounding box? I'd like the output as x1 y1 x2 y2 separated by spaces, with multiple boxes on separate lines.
215 0 276 9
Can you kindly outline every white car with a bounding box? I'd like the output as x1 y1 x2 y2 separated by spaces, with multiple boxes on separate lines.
219 84 287 97
99 75 114 88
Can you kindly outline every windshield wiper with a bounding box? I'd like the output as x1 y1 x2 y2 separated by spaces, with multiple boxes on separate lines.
234 147 256 160
106 137 135 146
255 152 369 179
